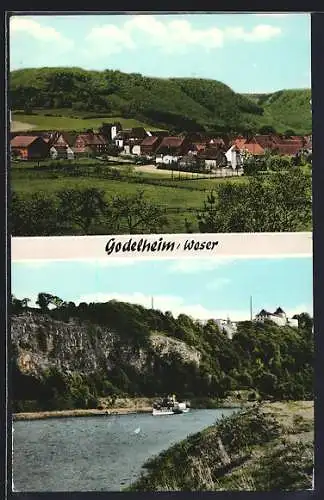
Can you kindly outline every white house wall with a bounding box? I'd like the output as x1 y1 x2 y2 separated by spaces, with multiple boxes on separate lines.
205 159 217 169
132 145 141 156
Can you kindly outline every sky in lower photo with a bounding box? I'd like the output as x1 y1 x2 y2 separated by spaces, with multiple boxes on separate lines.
11 256 313 321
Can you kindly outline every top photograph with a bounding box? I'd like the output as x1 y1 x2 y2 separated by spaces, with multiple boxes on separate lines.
9 12 312 236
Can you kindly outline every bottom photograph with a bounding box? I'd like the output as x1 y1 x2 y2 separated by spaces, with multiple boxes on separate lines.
11 256 314 492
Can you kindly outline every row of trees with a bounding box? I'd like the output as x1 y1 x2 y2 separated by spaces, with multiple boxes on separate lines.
11 189 168 236
12 295 314 411
243 151 311 175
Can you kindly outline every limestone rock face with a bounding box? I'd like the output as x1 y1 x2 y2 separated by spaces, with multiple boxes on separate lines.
11 312 201 379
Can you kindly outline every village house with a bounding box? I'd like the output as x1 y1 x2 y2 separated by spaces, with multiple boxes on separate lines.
48 132 74 160
254 134 281 151
73 132 109 156
271 138 305 157
238 138 265 156
140 136 163 156
225 145 243 169
255 307 298 328
10 135 49 160
114 127 151 153
156 136 190 156
198 146 227 170
98 122 122 141
189 142 208 155
178 154 205 171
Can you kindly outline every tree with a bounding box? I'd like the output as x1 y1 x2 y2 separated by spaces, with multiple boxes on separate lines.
197 169 311 232
11 192 59 236
57 188 107 234
258 125 277 135
108 190 168 234
36 293 63 311
284 129 296 137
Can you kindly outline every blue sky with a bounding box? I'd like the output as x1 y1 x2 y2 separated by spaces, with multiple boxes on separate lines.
11 256 313 321
9 13 310 93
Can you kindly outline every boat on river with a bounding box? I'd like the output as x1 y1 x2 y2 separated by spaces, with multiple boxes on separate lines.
152 395 190 416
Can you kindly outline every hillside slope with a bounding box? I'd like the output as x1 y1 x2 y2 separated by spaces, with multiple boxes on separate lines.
129 401 314 491
257 89 312 134
9 67 312 134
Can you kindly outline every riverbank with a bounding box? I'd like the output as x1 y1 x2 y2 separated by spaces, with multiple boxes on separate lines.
13 396 154 420
13 395 246 421
128 400 314 492
13 407 152 421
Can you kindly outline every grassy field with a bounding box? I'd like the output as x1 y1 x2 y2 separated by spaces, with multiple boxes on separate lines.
11 161 244 233
11 111 165 132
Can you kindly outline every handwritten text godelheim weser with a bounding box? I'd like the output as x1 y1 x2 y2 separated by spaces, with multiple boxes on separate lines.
105 237 219 255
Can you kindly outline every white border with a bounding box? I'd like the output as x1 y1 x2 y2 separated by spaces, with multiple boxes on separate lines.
11 232 312 261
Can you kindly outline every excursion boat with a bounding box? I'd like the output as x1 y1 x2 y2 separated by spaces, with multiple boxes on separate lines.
152 395 190 416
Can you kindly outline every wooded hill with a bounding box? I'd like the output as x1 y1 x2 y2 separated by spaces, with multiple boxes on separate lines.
11 296 313 412
9 67 312 135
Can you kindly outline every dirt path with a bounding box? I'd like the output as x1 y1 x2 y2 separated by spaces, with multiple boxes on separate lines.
134 164 225 178
11 121 37 132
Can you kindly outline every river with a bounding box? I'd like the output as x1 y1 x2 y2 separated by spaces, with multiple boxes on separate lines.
12 408 236 492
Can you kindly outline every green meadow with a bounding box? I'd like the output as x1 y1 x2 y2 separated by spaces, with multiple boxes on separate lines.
11 161 244 233
11 111 165 132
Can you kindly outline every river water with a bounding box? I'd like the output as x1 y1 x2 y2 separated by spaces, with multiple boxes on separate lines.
12 408 236 492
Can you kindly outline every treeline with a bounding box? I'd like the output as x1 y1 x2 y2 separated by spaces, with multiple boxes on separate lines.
12 295 314 411
9 67 309 134
11 188 168 235
11 166 312 235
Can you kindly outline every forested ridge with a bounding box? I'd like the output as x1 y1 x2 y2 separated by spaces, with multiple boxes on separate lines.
10 67 311 134
11 296 313 412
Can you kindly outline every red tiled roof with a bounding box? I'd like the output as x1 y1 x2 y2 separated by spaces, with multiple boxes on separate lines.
254 135 280 148
198 147 224 159
11 135 40 147
233 138 247 149
76 133 108 146
140 136 159 146
158 137 185 148
273 143 302 156
242 142 264 155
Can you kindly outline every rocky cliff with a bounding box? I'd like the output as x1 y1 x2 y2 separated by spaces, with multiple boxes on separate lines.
11 310 202 411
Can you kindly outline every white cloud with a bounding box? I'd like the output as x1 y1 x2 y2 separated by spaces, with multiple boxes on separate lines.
125 15 224 52
206 278 231 290
83 16 282 55
168 257 236 274
285 303 313 318
225 24 281 42
85 24 135 55
10 17 74 49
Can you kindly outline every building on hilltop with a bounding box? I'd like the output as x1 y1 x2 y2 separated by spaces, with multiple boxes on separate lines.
215 317 238 340
255 307 298 327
